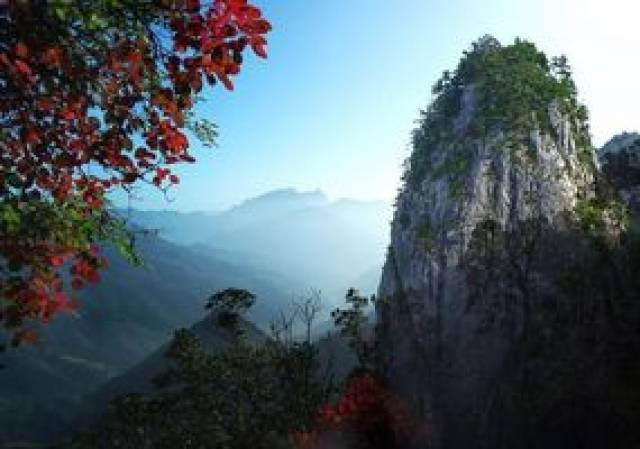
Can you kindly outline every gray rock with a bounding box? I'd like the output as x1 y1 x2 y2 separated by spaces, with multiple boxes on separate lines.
375 81 594 448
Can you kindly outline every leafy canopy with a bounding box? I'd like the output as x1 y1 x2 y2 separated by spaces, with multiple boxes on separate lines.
406 35 591 187
0 0 271 346
73 291 335 449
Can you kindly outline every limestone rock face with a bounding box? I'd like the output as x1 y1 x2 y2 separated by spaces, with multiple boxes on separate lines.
376 84 593 448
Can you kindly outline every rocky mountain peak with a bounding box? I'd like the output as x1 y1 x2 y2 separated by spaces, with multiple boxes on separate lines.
375 37 601 448
382 36 594 295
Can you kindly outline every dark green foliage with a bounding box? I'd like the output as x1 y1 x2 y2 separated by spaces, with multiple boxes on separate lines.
461 211 640 448
331 289 377 370
206 288 257 332
72 295 335 449
206 288 257 312
405 35 592 187
574 197 629 239
417 219 435 253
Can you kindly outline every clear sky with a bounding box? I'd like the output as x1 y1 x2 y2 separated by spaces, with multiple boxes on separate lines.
123 0 640 212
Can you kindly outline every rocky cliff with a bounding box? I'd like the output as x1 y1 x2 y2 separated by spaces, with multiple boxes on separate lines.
599 132 640 215
376 37 639 449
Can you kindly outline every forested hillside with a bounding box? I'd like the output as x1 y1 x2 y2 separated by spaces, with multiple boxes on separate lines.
0 236 291 444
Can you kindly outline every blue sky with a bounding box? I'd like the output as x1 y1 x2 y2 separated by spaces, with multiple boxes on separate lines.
122 0 640 212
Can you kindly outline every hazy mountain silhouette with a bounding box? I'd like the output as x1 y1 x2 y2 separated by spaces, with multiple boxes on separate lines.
128 188 392 307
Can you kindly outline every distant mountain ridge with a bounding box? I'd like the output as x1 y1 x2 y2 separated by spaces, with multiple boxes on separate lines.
128 188 392 306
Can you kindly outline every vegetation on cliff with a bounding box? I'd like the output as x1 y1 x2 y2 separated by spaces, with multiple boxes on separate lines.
405 35 592 188
380 35 640 449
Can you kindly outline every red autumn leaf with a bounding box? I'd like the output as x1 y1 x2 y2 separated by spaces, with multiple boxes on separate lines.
201 53 213 68
25 128 40 145
36 97 55 111
186 0 201 12
218 73 234 90
13 59 32 76
243 5 262 20
254 19 272 34
15 42 28 59
251 42 267 58
41 47 62 67
60 109 76 121
85 269 100 284
71 278 84 290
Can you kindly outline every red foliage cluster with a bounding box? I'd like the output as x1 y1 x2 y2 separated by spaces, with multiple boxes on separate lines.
1 0 269 204
291 373 425 449
0 0 270 343
0 234 108 343
318 373 410 433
